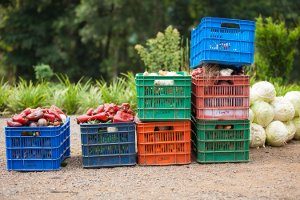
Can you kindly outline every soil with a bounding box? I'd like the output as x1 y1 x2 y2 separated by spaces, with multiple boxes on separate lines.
0 116 299 200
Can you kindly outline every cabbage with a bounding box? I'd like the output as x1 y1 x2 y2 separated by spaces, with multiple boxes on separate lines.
249 108 254 122
293 117 300 140
284 91 300 117
265 121 288 147
271 98 295 122
283 121 296 142
251 101 274 127
251 81 276 103
250 123 266 148
250 88 259 105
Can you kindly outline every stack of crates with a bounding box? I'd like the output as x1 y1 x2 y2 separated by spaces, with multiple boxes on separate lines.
190 17 255 163
135 72 192 165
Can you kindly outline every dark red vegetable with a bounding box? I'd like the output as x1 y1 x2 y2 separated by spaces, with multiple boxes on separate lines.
12 114 28 125
86 108 94 116
90 112 109 122
7 121 23 127
93 105 104 114
48 110 62 121
50 105 64 115
27 111 44 121
76 115 92 124
21 108 31 116
113 111 134 123
44 113 56 122
120 103 130 112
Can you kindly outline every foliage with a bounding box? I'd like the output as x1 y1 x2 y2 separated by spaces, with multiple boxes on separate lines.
34 63 54 81
0 78 10 113
254 17 300 82
7 79 49 113
135 26 181 72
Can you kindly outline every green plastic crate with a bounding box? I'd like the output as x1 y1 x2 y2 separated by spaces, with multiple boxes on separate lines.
192 118 250 163
136 72 191 121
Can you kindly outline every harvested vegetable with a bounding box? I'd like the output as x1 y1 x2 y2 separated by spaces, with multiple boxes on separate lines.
283 121 296 142
76 103 135 124
251 101 274 127
284 91 300 117
6 105 67 127
271 98 295 122
293 117 300 140
250 123 266 148
251 81 276 103
266 121 288 147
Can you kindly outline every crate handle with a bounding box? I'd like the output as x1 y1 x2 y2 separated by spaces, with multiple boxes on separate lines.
221 22 240 29
21 131 40 136
215 125 234 130
98 127 119 133
154 126 174 131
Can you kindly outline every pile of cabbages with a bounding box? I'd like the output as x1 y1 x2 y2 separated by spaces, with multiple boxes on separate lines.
249 81 300 148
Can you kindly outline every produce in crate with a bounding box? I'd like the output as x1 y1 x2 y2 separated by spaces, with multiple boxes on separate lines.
76 103 134 124
7 105 67 127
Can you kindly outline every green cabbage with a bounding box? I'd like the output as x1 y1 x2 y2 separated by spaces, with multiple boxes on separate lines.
293 117 300 140
250 123 266 148
266 121 288 147
271 98 295 122
251 81 276 103
251 101 274 127
249 108 254 123
284 91 300 117
283 121 296 142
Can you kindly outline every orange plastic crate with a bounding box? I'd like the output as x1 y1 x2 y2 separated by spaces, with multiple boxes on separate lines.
137 121 191 165
192 75 249 120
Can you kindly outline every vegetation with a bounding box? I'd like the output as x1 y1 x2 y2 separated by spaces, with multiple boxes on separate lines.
254 17 300 83
1 1 300 82
135 26 181 72
0 73 136 116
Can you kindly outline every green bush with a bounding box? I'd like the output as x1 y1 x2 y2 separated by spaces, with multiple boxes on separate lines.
135 26 181 72
34 64 54 81
254 17 300 83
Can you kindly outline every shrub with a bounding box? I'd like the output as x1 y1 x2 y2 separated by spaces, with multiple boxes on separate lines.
135 26 181 72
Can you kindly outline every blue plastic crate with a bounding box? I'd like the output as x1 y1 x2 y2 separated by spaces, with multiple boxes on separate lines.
190 17 255 68
5 117 71 171
80 122 136 168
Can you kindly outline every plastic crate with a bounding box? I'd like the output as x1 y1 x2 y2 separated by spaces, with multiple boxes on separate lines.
190 17 255 68
137 121 191 165
192 75 249 120
136 72 191 121
192 118 249 163
80 122 136 168
5 117 71 171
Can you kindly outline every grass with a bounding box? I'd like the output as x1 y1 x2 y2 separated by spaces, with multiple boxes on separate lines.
0 73 137 115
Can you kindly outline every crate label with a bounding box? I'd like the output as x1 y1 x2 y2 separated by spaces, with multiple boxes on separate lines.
154 80 174 86
204 109 244 117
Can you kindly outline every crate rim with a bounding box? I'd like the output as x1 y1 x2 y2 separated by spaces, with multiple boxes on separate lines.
200 16 255 25
80 121 135 127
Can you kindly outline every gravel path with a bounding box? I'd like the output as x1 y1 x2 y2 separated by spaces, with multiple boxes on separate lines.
0 116 299 200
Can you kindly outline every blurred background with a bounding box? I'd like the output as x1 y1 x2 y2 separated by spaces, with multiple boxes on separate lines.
0 0 299 82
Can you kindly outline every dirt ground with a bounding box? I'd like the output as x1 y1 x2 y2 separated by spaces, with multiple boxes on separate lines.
0 116 299 200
